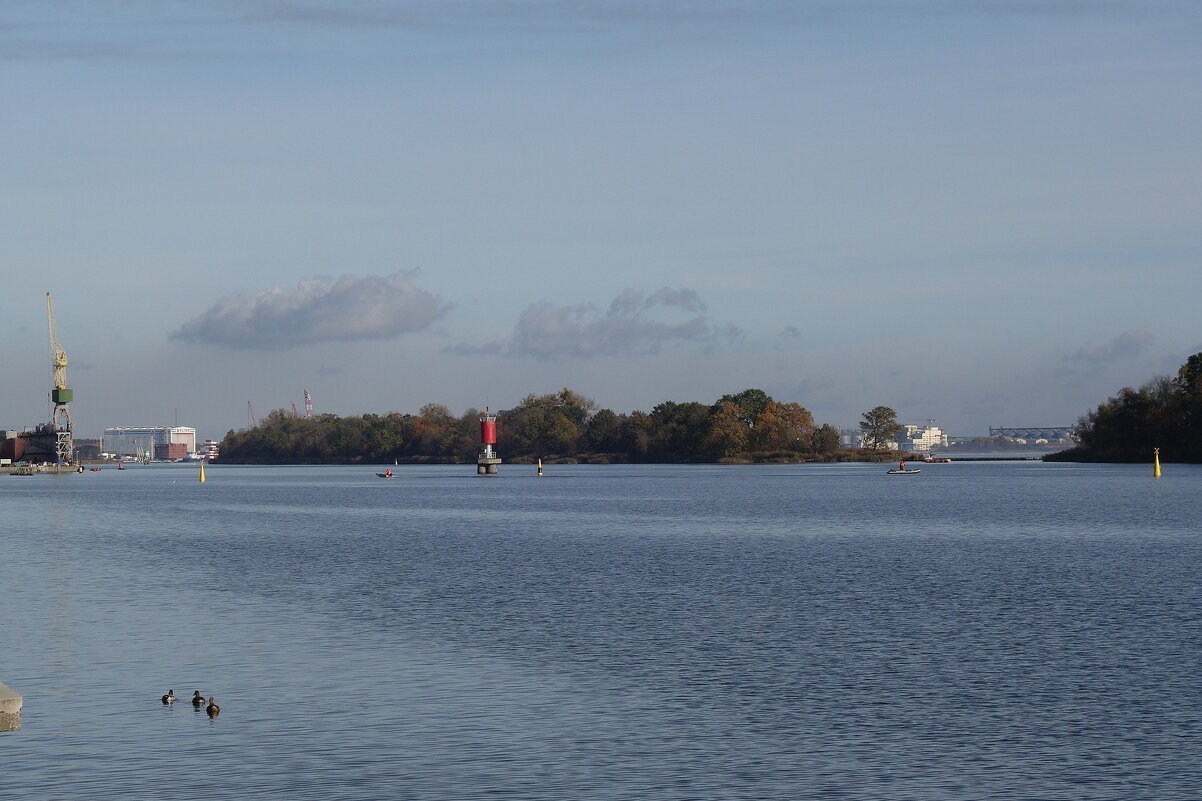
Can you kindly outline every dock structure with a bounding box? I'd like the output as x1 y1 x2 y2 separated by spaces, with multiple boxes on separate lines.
0 681 22 731
1 463 81 475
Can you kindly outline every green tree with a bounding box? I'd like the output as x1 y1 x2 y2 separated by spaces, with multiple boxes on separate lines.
585 408 622 453
714 388 772 428
650 400 710 461
859 406 901 450
498 391 590 457
622 411 654 460
813 423 840 456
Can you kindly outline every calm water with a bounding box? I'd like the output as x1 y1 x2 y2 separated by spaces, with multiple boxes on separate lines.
2 461 1200 800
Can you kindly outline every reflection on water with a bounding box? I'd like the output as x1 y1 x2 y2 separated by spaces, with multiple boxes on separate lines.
1 462 1201 799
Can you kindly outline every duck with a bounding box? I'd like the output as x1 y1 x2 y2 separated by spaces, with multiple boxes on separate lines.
191 690 204 706
161 689 175 705
206 696 220 716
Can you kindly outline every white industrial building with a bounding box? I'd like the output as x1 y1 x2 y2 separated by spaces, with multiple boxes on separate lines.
102 426 197 459
895 423 949 453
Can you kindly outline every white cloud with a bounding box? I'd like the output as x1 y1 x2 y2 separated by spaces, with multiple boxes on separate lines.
171 271 450 350
450 287 724 360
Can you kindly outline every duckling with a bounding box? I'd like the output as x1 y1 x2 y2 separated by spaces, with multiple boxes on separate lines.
191 690 204 707
161 689 175 705
206 696 220 716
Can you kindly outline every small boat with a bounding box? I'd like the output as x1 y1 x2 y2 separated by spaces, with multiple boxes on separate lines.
89 466 102 471
887 468 922 475
375 469 394 479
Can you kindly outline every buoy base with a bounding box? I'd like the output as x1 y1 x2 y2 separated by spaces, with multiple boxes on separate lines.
0 682 22 732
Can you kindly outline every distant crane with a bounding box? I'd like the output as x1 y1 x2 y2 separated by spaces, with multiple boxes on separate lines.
248 401 258 427
45 292 73 463
291 402 299 418
304 389 314 417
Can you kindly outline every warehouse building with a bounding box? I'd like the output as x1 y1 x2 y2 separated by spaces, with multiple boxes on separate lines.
102 426 197 460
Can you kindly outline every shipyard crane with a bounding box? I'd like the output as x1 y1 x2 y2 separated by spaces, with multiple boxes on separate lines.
45 292 74 463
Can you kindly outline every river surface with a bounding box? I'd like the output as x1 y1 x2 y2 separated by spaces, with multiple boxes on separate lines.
2 461 1200 800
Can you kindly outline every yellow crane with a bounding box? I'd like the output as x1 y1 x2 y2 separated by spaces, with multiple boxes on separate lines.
46 291 74 463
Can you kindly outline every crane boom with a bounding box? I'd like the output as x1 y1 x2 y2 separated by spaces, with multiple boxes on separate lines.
46 292 69 390
45 291 74 463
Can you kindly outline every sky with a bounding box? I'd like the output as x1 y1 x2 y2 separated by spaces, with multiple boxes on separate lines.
4 0 1201 442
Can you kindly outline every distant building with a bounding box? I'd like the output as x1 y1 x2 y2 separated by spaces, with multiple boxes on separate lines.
842 427 902 450
201 439 220 460
154 443 189 461
895 423 949 453
103 426 197 459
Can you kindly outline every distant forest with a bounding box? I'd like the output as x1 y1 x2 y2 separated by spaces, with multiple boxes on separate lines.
217 388 854 465
1048 352 1202 463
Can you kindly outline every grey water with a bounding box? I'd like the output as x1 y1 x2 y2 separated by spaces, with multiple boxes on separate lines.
2 461 1200 800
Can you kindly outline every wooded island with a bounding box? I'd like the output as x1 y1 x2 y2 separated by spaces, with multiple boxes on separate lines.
217 388 868 465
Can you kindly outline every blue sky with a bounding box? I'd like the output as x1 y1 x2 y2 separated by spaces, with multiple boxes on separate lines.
4 0 1200 441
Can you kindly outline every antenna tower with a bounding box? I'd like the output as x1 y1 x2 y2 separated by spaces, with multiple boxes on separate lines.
304 389 314 417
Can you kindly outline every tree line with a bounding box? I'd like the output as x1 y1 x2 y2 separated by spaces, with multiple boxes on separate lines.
1047 352 1202 462
217 388 868 464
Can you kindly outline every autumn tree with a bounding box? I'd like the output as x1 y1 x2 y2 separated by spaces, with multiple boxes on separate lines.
705 400 751 459
751 401 815 452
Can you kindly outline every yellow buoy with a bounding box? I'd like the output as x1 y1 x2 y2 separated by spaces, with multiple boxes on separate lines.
1153 447 1161 478
537 458 543 477
199 458 207 483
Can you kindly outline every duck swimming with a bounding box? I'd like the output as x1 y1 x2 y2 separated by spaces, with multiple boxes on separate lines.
191 690 204 707
206 696 220 716
161 690 175 705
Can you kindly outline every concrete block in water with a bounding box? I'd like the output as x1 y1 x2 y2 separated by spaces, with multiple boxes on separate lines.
0 681 22 731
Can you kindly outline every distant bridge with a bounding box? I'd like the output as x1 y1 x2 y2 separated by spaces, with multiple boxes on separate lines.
989 426 1077 440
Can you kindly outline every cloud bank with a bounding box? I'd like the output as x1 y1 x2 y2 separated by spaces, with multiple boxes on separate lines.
172 271 449 349
6 0 1146 64
1066 330 1154 365
499 287 721 360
